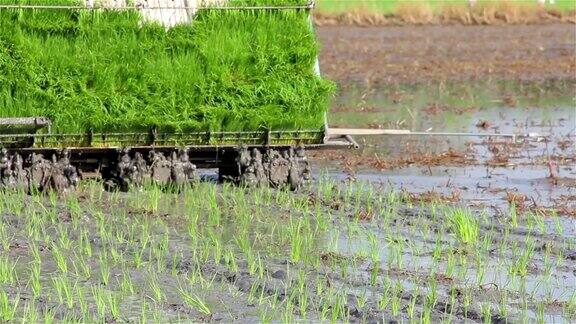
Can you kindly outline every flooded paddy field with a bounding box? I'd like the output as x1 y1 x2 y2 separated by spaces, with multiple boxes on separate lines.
0 179 574 322
0 24 574 323
314 23 575 219
313 81 575 216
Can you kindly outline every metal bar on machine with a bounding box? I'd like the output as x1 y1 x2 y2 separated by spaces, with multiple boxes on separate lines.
0 117 52 133
0 117 51 126
327 128 546 140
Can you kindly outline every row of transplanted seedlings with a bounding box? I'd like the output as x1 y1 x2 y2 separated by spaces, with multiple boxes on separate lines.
313 176 576 323
0 178 574 322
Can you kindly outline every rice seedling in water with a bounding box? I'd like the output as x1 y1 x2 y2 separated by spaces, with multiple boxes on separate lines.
21 300 39 323
0 222 11 252
51 243 68 274
91 285 108 320
53 275 76 308
0 291 18 322
28 262 42 298
76 286 89 318
565 291 576 319
99 252 112 285
147 273 165 304
0 256 17 284
107 290 122 321
178 285 212 315
78 228 93 257
119 270 135 296
509 203 519 228
481 303 493 324
508 237 535 277
536 300 546 324
289 217 307 263
407 289 419 320
446 207 479 244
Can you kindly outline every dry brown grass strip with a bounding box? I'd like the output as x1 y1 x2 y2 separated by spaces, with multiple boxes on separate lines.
315 3 576 26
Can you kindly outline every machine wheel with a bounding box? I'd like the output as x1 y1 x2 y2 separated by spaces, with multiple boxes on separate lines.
110 148 198 191
234 145 310 191
0 148 79 193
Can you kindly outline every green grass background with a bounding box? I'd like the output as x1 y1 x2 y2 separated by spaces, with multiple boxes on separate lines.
317 0 576 14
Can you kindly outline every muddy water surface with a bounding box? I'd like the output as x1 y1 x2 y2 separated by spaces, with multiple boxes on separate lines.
313 82 575 215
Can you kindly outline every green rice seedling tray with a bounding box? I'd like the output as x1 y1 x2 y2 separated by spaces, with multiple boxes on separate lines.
0 1 333 135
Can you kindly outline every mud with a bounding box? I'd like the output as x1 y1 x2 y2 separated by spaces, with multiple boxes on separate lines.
0 144 313 194
113 149 198 190
234 146 311 191
317 24 576 85
0 149 78 193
